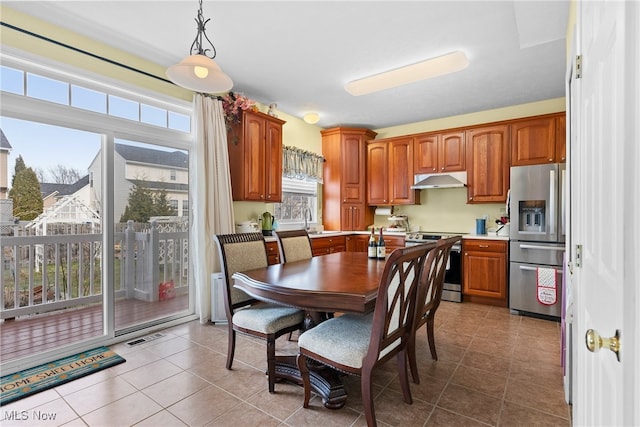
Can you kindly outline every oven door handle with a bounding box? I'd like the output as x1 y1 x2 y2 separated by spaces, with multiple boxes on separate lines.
518 244 565 251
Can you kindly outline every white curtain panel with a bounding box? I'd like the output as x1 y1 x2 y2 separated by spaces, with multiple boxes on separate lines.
192 94 235 323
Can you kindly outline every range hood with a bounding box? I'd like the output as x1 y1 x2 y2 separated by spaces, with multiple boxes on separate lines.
411 171 467 189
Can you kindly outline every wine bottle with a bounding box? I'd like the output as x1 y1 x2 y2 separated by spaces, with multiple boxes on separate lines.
368 228 377 259
377 228 386 260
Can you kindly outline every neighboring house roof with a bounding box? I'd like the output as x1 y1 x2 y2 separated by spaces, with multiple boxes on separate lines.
115 143 188 169
40 175 89 198
130 179 188 192
0 128 12 150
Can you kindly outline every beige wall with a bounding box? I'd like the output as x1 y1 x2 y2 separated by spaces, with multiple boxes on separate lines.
1 4 565 233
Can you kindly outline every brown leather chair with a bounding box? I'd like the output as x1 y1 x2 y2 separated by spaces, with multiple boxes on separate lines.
296 244 434 427
273 229 313 263
213 232 305 393
408 235 461 384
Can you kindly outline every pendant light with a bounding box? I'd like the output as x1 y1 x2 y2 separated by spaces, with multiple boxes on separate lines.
166 0 233 93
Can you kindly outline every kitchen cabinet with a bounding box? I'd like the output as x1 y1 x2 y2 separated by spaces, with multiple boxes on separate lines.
345 233 404 255
462 239 508 307
322 127 377 230
510 113 566 166
265 241 280 265
465 124 510 203
311 235 346 256
227 110 285 202
346 234 369 252
367 137 420 206
381 234 405 255
414 131 465 173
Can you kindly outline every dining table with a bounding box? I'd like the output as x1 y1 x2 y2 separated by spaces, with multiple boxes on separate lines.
232 251 389 409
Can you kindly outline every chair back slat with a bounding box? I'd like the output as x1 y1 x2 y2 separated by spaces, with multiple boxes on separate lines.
364 243 435 365
416 236 461 326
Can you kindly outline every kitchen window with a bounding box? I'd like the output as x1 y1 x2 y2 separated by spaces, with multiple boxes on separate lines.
274 177 318 226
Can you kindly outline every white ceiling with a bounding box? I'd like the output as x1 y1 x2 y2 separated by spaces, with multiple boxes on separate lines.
5 1 570 129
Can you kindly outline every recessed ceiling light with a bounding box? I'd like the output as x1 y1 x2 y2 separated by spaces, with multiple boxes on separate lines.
344 50 469 96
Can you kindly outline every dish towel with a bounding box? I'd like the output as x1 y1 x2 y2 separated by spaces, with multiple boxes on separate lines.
537 267 557 305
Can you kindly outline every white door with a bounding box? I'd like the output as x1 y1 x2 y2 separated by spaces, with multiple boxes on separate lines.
570 1 639 425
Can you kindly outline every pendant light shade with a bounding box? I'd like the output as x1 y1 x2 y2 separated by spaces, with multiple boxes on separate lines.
166 0 233 94
167 54 233 93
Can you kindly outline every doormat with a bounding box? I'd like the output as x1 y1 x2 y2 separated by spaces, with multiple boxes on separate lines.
0 346 125 405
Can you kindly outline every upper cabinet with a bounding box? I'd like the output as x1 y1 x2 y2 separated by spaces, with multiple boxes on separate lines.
227 110 286 202
466 124 510 203
510 113 566 166
322 127 377 230
414 131 465 174
367 137 420 206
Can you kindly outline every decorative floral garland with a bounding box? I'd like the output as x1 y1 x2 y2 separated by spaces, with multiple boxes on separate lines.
221 92 257 125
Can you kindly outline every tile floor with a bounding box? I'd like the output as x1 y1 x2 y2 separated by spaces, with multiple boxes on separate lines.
0 302 571 426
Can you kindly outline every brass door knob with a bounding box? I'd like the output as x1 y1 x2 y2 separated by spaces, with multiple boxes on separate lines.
585 329 621 362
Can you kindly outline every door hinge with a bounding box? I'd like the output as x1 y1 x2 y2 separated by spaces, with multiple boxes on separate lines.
575 55 582 79
574 244 582 267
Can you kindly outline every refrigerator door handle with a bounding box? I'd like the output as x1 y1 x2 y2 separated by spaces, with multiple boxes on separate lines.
560 168 566 236
549 169 557 235
519 244 565 251
518 265 563 274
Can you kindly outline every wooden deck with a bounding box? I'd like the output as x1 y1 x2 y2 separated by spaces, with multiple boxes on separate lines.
0 295 189 362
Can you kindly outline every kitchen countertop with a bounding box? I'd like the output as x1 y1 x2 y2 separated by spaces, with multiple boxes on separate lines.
265 230 510 242
462 234 510 241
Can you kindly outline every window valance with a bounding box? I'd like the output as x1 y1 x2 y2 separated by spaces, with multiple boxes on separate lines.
282 146 325 183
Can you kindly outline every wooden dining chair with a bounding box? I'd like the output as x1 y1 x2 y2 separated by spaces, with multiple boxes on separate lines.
213 232 305 393
296 244 434 427
273 229 313 263
408 235 461 384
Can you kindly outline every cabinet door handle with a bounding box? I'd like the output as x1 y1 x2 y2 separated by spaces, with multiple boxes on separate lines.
479 244 489 248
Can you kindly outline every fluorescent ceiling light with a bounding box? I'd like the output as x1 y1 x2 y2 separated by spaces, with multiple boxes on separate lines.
345 50 469 96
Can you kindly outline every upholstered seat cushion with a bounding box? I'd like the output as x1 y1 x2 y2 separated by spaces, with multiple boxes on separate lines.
233 304 305 334
298 313 374 369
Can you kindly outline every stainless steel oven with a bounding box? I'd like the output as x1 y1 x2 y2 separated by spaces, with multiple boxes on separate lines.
405 233 463 302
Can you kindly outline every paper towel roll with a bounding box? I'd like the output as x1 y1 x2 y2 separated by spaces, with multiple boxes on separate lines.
374 207 393 216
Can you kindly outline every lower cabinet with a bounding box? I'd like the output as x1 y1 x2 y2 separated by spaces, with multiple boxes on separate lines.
345 234 405 255
382 235 405 256
311 236 346 256
346 235 369 252
265 241 280 265
462 239 508 307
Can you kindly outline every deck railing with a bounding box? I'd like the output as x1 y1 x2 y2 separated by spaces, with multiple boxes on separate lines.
1 220 188 320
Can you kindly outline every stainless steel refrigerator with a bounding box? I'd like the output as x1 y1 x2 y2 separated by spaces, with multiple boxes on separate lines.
509 163 566 318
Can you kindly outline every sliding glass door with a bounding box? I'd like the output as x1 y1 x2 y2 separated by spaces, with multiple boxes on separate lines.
1 55 194 371
0 117 104 360
111 139 190 333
